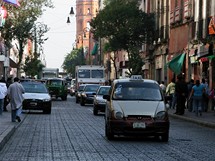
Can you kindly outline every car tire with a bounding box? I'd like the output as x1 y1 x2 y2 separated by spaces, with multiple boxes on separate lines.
61 95 67 101
105 122 114 140
93 106 98 115
160 132 169 142
43 108 51 114
76 97 79 103
80 98 85 106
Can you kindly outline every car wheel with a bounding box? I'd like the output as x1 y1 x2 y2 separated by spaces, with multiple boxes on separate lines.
61 95 67 101
43 108 51 114
80 98 85 106
160 132 169 142
105 122 114 140
93 106 98 115
76 97 79 103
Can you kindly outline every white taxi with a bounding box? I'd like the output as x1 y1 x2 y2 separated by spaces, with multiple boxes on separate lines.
103 75 170 141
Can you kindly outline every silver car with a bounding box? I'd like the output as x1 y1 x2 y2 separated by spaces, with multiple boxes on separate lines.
22 81 52 114
104 75 169 141
93 86 111 115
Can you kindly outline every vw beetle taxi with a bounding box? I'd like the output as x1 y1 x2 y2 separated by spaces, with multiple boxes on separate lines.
103 75 169 141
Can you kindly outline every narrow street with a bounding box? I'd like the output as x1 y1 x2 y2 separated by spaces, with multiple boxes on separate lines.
0 96 214 161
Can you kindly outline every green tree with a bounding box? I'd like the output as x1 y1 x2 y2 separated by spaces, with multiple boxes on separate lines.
22 52 45 78
1 0 53 76
62 48 86 77
90 0 155 76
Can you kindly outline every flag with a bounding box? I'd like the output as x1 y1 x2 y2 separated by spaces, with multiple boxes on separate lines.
3 0 20 7
208 16 215 35
91 43 98 55
167 53 185 75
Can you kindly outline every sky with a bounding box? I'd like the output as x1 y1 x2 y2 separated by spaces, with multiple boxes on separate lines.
38 0 76 72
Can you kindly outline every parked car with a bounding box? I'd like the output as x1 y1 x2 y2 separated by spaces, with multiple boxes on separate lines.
46 78 68 101
75 84 86 103
93 86 111 115
80 84 100 106
103 75 170 141
21 81 52 114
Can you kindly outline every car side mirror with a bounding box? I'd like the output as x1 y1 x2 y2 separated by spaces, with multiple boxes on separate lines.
103 95 110 101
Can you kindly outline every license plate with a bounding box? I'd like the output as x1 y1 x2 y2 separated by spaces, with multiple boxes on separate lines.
30 102 37 106
133 122 146 128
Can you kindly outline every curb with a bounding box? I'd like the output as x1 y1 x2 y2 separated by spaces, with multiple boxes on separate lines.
0 125 15 151
169 113 215 129
0 113 27 151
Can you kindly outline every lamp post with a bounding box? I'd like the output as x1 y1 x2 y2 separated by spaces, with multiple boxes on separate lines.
66 7 74 24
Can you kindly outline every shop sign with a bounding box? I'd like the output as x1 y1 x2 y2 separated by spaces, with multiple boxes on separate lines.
190 56 198 64
197 45 209 58
199 57 208 62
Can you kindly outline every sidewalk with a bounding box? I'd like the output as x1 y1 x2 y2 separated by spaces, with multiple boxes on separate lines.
168 108 215 128
0 111 25 151
0 109 214 151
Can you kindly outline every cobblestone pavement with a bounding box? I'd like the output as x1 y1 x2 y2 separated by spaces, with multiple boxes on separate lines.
0 96 215 161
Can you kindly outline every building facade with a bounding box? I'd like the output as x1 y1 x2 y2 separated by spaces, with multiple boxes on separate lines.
76 0 99 65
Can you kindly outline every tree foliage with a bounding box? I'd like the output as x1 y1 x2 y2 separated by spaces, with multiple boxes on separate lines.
90 0 155 76
22 53 45 78
1 0 53 75
62 48 86 77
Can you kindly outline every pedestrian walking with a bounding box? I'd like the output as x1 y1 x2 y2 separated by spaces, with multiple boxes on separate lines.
201 78 209 112
2 77 12 112
165 78 175 109
0 79 7 115
187 79 194 112
188 80 205 116
7 77 25 122
160 81 166 95
174 74 188 115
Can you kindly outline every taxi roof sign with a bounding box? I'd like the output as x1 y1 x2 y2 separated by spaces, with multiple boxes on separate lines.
130 75 143 81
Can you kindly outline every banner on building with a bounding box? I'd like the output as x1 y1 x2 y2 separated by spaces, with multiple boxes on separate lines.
3 0 20 7
167 53 186 75
208 16 215 35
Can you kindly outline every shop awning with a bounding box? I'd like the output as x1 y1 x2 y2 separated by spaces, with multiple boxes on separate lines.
167 53 185 75
9 58 18 68
91 43 98 55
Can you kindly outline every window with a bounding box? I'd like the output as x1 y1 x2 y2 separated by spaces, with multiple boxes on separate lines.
92 70 104 78
78 69 90 78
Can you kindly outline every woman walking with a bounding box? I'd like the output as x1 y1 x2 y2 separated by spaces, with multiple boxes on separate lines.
188 80 205 116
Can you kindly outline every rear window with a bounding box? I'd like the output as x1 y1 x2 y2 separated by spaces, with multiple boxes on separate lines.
47 80 63 86
84 85 100 92
97 87 110 95
112 82 162 101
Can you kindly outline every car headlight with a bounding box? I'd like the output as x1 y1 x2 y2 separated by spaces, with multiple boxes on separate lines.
155 111 167 120
114 111 123 119
43 98 51 102
82 92 87 97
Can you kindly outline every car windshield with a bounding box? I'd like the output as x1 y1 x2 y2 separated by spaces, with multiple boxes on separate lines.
84 85 100 92
97 87 110 95
22 83 48 93
112 82 162 101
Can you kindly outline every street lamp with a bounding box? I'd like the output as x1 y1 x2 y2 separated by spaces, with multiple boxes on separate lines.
67 7 75 24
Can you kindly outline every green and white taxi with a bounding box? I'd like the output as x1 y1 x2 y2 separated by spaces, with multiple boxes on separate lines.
103 75 170 141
